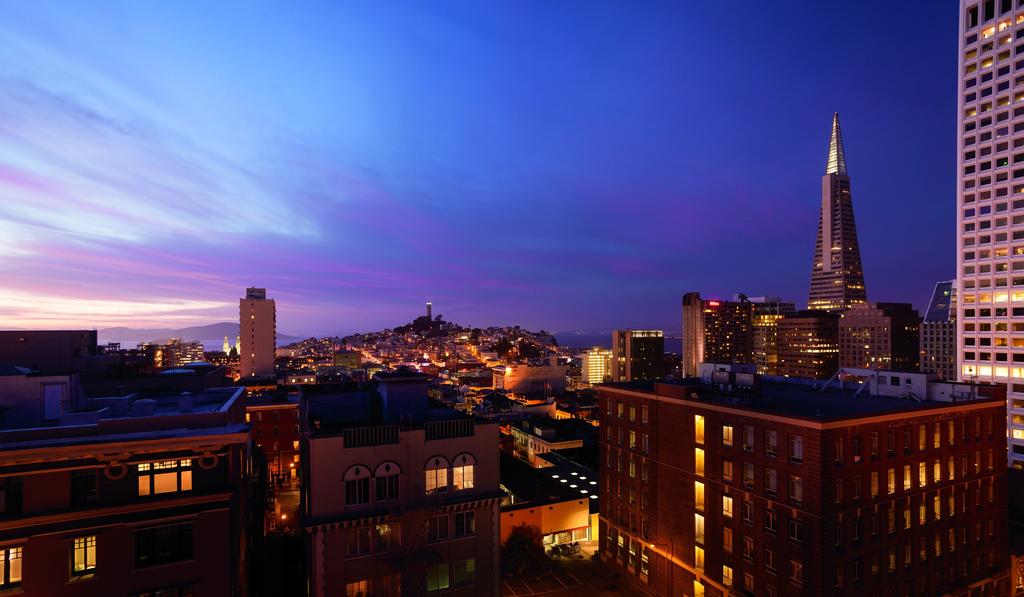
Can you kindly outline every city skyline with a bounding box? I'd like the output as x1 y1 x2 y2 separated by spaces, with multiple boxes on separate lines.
0 2 958 335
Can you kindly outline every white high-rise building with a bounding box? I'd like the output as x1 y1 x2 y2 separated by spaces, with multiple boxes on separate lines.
239 287 276 378
581 347 612 387
957 0 1024 467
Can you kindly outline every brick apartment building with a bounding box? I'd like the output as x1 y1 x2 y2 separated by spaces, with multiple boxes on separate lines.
246 394 301 484
0 370 251 596
301 371 502 597
598 367 1009 596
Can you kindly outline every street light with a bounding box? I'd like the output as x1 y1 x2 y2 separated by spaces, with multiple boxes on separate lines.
647 538 674 596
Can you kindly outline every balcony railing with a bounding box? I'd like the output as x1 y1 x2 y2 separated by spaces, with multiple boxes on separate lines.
343 425 399 448
424 419 474 441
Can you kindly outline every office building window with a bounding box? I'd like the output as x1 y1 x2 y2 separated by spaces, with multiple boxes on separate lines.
723 495 734 518
695 415 705 444
723 425 734 447
135 523 194 567
765 429 777 456
137 460 192 496
71 535 97 576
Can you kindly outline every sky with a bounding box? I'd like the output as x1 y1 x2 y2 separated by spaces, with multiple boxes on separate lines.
0 1 959 336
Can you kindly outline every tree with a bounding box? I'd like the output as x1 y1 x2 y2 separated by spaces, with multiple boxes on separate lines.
502 524 550 576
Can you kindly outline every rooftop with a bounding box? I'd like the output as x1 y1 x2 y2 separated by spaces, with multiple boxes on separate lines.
603 376 1004 423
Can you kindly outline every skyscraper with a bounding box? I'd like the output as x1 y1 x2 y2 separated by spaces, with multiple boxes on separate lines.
748 296 796 375
776 310 840 379
807 113 867 312
920 280 956 380
581 346 613 386
611 329 664 382
681 293 754 377
239 287 276 378
838 302 921 371
957 0 1024 467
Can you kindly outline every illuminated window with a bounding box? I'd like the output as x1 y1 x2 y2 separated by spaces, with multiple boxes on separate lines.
694 546 705 572
0 547 21 589
722 425 734 447
694 448 705 477
452 454 475 490
694 513 705 543
426 563 450 592
694 415 705 444
722 564 733 587
722 495 734 518
425 457 449 495
376 523 401 550
346 580 370 597
72 535 97 576
137 460 192 496
694 481 705 511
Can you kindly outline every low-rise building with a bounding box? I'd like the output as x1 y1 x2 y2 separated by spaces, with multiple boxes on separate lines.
492 357 567 396
301 370 502 596
508 416 596 468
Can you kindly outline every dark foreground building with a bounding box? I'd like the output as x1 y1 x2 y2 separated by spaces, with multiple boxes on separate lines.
301 371 502 597
0 370 251 596
599 370 1009 596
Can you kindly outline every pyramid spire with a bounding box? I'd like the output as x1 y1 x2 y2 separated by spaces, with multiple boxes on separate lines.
825 112 847 176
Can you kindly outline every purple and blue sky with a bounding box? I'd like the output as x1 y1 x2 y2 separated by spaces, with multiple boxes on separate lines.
0 2 958 335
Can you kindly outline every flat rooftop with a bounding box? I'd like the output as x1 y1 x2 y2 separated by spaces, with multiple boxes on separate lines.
603 378 1004 422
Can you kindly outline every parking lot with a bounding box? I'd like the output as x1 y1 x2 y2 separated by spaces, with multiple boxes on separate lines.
502 569 583 596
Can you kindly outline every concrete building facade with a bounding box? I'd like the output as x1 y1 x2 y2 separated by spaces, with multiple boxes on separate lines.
956 0 1024 467
681 293 754 378
777 311 841 380
611 330 665 383
240 288 276 379
808 114 868 313
839 303 922 372
921 280 957 381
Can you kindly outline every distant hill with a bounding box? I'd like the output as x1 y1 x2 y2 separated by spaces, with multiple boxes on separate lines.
99 322 300 348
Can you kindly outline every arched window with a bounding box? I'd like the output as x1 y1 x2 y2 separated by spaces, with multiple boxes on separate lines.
452 453 476 491
375 461 401 501
344 465 371 506
424 456 449 495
